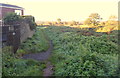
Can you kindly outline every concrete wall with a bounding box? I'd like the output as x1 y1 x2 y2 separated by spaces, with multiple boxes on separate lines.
20 21 35 43
1 21 35 52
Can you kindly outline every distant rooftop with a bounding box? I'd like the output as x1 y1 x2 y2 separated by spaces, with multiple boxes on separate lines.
0 3 24 10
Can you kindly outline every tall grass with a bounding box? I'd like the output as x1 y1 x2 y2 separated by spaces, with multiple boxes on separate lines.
2 46 46 76
19 27 49 54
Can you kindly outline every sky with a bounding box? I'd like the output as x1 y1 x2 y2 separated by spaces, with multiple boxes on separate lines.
0 0 119 22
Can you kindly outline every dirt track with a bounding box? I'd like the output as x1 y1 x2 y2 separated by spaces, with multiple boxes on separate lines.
22 40 53 61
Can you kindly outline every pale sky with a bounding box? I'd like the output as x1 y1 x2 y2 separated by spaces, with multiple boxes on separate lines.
0 0 119 22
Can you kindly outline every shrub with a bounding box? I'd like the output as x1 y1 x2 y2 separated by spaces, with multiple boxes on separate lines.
4 12 23 25
4 13 36 30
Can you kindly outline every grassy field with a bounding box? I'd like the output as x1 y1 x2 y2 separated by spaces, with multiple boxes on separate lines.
44 26 119 76
2 25 119 76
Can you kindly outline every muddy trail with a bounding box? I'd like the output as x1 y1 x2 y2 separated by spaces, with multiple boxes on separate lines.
22 40 54 76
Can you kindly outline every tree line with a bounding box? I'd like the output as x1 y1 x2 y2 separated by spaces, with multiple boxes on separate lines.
57 13 117 26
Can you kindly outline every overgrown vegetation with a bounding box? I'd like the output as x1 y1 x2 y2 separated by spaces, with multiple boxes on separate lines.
4 13 37 30
44 26 119 76
2 46 46 76
2 25 119 76
4 12 22 25
2 27 50 76
19 28 49 54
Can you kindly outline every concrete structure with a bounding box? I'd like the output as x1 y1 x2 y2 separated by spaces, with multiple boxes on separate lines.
0 3 35 53
0 3 24 52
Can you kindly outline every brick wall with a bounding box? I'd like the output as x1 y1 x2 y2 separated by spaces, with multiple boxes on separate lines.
1 7 14 19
